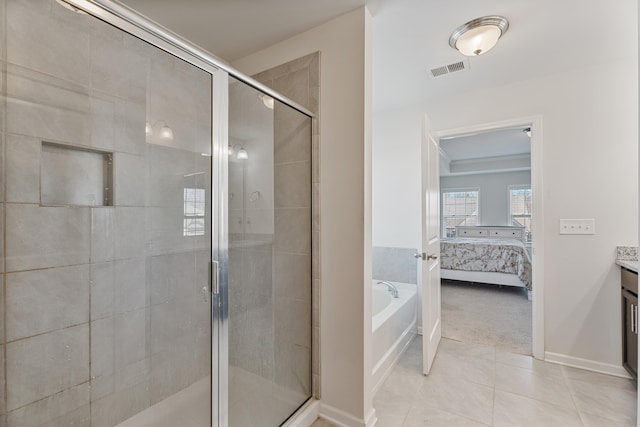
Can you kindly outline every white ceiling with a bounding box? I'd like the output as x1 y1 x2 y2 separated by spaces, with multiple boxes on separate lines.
112 1 635 180
440 128 530 161
117 0 637 113
372 0 637 111
117 0 364 61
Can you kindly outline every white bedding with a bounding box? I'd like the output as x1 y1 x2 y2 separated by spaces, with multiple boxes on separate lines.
440 237 532 291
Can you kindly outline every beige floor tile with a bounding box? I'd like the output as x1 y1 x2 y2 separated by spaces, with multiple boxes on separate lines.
418 370 494 425
372 388 412 427
579 412 637 427
403 402 490 426
377 363 425 399
562 365 636 390
495 363 575 409
493 390 583 427
310 419 338 427
567 377 637 425
438 338 496 362
495 351 564 379
431 350 495 387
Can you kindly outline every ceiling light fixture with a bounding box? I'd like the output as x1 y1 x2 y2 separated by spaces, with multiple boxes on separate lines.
449 16 509 56
145 120 174 141
258 93 274 110
228 145 248 160
236 147 249 160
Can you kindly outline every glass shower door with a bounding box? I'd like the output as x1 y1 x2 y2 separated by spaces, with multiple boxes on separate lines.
1 1 213 425
226 77 312 426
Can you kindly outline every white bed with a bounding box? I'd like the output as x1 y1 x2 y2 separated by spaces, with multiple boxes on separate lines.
440 226 532 300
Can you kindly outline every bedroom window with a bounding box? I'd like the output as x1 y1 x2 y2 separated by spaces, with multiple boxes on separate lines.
442 190 479 237
509 186 532 241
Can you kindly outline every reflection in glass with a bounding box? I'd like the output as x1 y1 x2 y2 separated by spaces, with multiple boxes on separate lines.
227 77 312 426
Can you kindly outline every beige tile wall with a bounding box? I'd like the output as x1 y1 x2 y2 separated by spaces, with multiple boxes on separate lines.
1 0 212 425
253 52 321 398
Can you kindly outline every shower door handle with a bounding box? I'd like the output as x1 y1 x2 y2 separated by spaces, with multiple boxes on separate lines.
210 260 219 295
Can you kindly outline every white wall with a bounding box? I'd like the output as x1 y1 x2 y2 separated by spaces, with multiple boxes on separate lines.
233 7 374 426
440 171 531 228
374 58 638 370
372 107 423 249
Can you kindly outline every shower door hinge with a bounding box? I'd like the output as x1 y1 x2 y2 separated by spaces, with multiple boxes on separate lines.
210 260 219 295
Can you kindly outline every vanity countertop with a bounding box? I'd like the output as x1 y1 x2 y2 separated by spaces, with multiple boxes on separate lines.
616 260 638 273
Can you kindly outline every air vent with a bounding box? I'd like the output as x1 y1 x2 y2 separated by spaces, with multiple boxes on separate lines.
428 59 469 79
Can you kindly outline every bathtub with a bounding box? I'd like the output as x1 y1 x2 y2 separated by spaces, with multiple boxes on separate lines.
371 280 417 391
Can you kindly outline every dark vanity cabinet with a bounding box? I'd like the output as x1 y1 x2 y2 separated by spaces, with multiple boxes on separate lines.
622 267 638 378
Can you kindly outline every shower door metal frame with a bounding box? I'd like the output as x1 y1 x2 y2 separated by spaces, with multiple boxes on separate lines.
58 1 314 426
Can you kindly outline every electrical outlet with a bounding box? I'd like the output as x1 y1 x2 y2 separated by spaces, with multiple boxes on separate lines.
559 219 596 235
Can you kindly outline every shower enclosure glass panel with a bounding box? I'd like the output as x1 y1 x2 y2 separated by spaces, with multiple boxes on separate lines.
2 1 212 425
227 77 312 426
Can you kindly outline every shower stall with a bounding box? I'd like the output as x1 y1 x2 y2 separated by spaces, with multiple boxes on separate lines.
0 0 313 426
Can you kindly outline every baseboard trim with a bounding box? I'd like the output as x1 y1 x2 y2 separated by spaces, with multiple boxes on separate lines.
283 399 320 427
544 351 633 379
365 408 377 427
319 403 369 427
372 327 416 395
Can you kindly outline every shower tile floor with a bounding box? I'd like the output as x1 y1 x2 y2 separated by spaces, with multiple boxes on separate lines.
314 336 637 427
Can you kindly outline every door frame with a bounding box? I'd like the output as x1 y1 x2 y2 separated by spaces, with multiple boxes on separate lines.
434 115 545 359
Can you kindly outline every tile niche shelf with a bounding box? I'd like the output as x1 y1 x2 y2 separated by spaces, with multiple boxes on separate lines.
40 141 114 207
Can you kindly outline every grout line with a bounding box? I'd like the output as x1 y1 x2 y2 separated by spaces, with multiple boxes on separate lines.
2 33 8 425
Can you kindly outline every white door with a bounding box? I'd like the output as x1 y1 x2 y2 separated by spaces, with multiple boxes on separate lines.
421 115 441 375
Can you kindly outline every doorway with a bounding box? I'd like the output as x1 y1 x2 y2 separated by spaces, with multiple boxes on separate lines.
421 116 544 366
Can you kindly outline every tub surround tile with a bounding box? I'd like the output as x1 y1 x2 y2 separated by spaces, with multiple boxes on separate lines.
373 247 418 285
6 264 90 341
5 204 90 272
6 324 89 411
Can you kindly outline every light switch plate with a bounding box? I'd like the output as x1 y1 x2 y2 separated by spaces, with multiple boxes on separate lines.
559 219 595 235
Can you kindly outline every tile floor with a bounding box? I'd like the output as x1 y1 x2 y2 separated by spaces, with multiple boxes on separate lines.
313 336 637 427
